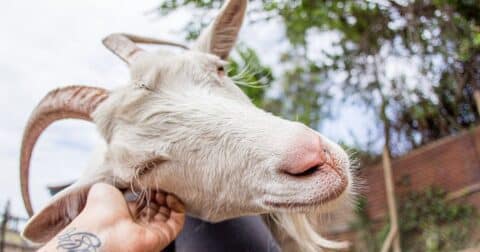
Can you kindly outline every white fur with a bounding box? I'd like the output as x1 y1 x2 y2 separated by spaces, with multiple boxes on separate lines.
89 50 355 251
26 0 356 250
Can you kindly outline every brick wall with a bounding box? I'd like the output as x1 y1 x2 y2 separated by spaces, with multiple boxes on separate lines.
361 127 480 220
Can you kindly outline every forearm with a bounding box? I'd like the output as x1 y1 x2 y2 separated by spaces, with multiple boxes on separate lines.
37 210 160 252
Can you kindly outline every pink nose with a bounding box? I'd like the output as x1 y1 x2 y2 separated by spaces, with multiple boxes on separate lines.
281 131 332 177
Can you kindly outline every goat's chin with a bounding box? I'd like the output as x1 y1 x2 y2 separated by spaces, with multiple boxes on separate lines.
269 212 350 252
263 186 348 212
266 186 354 252
263 179 349 214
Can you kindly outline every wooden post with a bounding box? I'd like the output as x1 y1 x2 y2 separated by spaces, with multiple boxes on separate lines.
0 201 10 252
380 147 401 252
446 182 480 201
474 90 480 114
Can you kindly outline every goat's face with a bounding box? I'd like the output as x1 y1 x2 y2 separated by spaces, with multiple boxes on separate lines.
21 0 353 248
93 49 351 221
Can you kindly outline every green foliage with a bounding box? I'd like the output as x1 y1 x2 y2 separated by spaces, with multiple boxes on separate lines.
157 3 480 250
352 187 478 252
339 143 381 169
400 187 474 232
158 1 480 155
278 58 334 127
350 197 388 252
226 44 274 108
393 75 479 150
352 187 480 252
224 44 289 117
399 187 477 252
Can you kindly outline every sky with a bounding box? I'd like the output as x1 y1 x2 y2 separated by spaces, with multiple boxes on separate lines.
0 0 373 217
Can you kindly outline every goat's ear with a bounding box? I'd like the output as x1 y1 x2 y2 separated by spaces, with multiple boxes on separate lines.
193 0 247 59
22 181 99 243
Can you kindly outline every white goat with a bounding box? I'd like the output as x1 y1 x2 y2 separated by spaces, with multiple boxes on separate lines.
19 0 355 251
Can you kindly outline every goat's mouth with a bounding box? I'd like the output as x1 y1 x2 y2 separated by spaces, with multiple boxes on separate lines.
265 164 348 209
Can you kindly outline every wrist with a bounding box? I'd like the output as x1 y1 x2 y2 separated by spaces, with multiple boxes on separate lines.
38 226 104 252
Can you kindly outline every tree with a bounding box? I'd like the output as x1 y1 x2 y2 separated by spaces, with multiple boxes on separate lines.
158 0 480 156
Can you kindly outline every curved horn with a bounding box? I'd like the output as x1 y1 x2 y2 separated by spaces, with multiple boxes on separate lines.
103 33 189 65
20 86 109 216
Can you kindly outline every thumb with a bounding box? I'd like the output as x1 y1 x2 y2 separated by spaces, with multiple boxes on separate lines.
84 183 132 218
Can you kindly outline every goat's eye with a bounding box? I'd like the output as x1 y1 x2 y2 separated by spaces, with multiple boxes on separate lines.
217 66 225 77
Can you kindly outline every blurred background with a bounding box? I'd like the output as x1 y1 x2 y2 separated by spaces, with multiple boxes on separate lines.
1 0 479 251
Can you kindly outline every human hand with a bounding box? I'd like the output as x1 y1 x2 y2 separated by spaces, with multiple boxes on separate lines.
39 183 185 252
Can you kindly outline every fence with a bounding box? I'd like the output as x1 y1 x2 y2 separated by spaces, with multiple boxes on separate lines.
0 201 37 252
362 127 480 220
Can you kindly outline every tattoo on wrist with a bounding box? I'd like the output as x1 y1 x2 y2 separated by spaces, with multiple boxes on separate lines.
56 228 102 252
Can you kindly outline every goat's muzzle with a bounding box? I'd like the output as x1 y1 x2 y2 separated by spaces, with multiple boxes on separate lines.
271 130 348 208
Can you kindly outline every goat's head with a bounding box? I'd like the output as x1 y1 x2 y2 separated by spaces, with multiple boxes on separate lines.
20 0 354 250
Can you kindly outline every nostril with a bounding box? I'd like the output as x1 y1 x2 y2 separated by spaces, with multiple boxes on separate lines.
284 165 320 177
280 133 334 177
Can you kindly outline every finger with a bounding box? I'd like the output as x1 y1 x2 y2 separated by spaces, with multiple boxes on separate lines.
148 205 174 227
124 191 140 217
146 195 185 234
166 211 185 231
165 194 186 233
155 192 166 206
154 211 168 222
148 213 184 242
86 183 131 217
142 201 161 222
88 183 126 207
166 194 185 213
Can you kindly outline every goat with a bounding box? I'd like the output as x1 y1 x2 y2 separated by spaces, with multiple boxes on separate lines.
19 0 355 251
